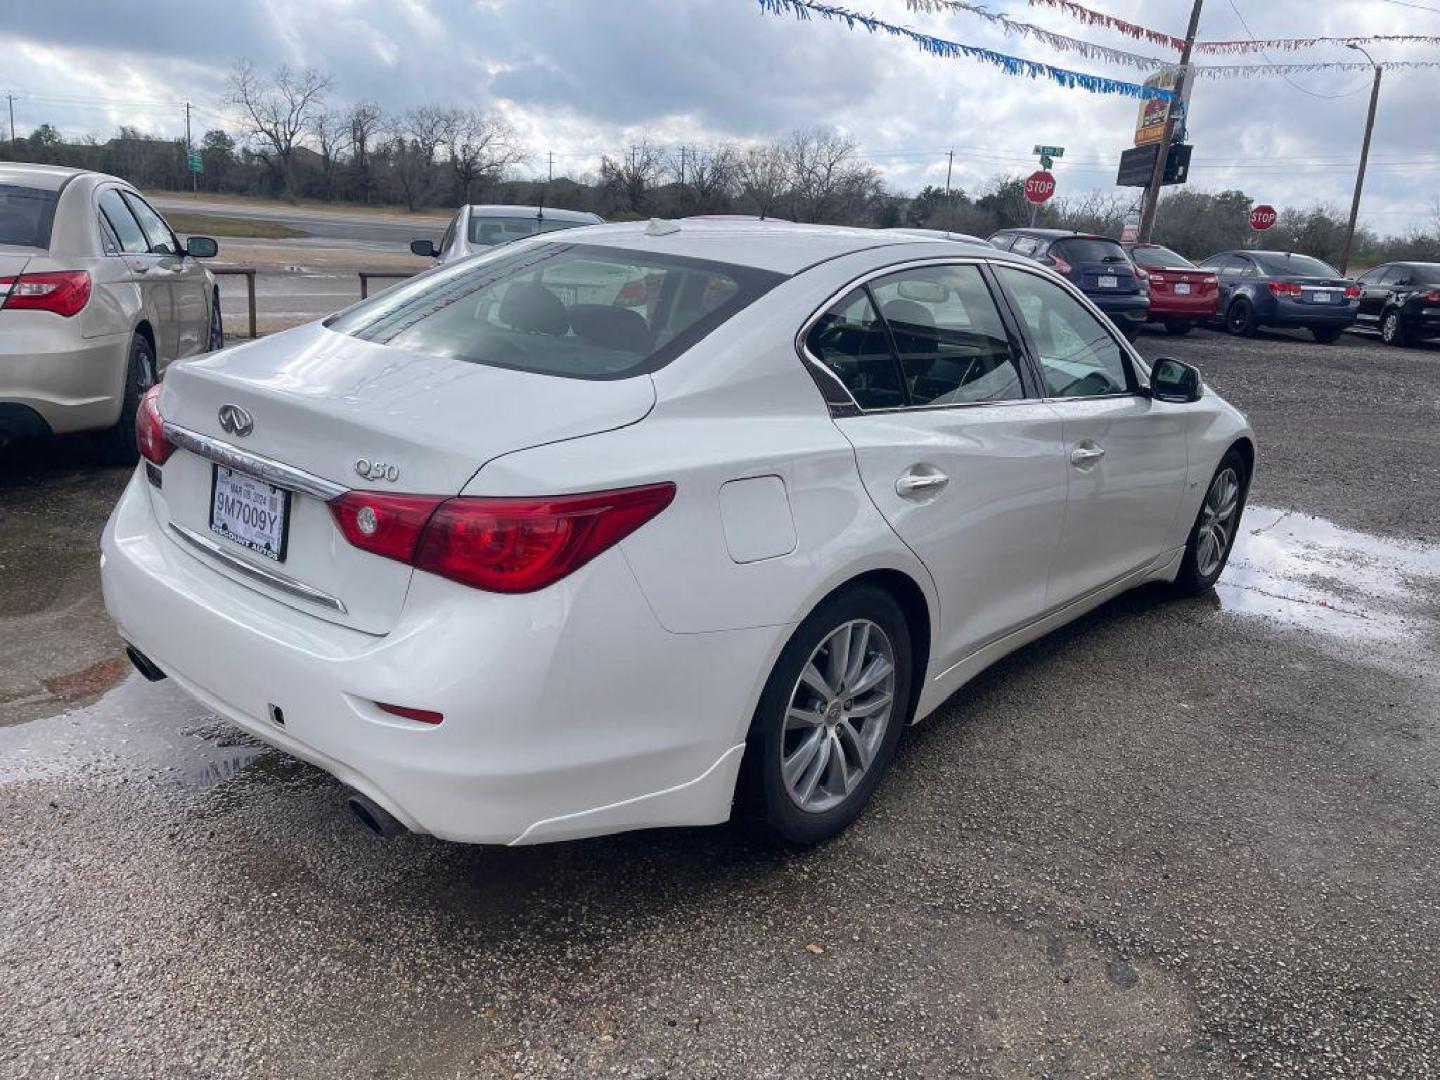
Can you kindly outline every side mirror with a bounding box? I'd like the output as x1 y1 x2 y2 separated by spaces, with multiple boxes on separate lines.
410 239 439 259
1150 357 1202 403
185 236 218 258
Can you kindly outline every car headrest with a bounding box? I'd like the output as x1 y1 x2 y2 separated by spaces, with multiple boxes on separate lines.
498 283 569 336
568 304 651 353
882 298 936 333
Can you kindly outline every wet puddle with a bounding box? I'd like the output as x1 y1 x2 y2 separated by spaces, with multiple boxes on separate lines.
1217 505 1440 651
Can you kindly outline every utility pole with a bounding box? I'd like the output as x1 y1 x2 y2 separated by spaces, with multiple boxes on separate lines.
679 145 686 188
548 150 554 183
944 148 953 197
1137 0 1203 243
7 94 14 147
185 100 197 198
1339 44 1382 276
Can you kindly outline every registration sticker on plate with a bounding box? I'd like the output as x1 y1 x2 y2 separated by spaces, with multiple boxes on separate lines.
1175 282 1191 295
1098 275 1118 289
210 465 290 561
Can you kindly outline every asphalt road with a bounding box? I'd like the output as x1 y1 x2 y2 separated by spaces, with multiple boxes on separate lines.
2 326 1439 1078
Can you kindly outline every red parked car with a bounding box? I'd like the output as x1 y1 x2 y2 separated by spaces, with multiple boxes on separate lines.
1125 243 1219 336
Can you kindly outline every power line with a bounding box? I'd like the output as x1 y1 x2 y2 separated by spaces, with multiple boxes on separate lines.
1226 0 1373 99
1367 0 1440 15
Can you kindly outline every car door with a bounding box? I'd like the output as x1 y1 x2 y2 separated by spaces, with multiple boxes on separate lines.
992 263 1189 606
96 186 171 352
124 192 209 360
811 261 1069 671
1357 265 1395 325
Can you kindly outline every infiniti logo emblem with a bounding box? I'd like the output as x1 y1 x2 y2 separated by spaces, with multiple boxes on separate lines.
218 404 254 437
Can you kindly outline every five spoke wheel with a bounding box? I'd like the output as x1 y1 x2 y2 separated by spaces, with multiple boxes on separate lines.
1195 467 1241 579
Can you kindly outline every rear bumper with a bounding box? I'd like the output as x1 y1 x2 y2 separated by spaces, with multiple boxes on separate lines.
0 327 130 435
101 469 779 845
1089 294 1150 323
1402 308 1440 337
1263 298 1359 328
1147 295 1219 320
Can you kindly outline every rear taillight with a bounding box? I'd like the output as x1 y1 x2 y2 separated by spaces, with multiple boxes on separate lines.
1201 275 1218 286
135 385 175 465
329 482 675 593
1424 290 1440 303
1343 284 1361 300
0 270 91 316
1045 254 1073 275
1268 281 1302 298
1147 271 1165 284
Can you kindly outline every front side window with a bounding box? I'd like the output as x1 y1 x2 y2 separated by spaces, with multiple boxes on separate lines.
996 267 1131 399
805 288 905 410
0 184 59 248
98 189 149 254
327 241 781 380
122 193 179 255
440 213 458 254
868 265 1023 405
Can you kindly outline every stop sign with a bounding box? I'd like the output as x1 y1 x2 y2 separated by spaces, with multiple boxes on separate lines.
1024 170 1056 205
1249 204 1277 231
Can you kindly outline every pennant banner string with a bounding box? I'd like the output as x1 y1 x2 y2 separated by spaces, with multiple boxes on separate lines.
1028 0 1440 53
756 0 1175 99
903 0 1175 70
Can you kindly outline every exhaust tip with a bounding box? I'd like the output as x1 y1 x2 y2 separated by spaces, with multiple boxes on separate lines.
346 792 405 839
125 645 167 683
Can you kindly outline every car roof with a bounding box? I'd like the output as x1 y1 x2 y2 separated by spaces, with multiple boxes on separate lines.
545 218 1027 275
0 161 92 191
997 228 1081 239
467 204 601 222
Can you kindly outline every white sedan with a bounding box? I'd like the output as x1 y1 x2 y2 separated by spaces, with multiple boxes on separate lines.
101 220 1253 846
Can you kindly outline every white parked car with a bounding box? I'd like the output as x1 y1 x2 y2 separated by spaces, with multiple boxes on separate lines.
0 162 221 457
102 220 1253 847
411 204 604 263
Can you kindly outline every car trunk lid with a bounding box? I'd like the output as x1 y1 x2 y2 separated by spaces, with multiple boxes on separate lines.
153 322 656 633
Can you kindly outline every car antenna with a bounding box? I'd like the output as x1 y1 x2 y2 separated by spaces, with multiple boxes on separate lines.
645 218 681 237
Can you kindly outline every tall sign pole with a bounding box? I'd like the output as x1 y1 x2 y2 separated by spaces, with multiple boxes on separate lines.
1339 45 1382 276
1137 0 1203 243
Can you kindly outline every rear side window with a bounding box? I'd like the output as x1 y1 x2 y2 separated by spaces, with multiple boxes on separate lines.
0 184 59 248
868 265 1023 405
805 288 906 410
327 241 783 380
98 189 149 254
1010 236 1041 257
1052 238 1129 264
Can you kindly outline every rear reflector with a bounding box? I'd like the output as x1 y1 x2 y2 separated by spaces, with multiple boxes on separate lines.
376 702 444 725
329 482 676 594
0 270 91 316
136 385 176 465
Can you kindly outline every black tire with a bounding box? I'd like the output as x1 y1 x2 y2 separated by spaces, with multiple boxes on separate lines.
1173 448 1249 597
1312 326 1345 344
739 583 913 845
1164 320 1194 336
207 291 224 352
96 332 156 466
1381 309 1410 347
1226 298 1257 337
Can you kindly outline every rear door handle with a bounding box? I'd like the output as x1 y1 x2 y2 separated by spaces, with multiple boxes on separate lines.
1070 444 1106 467
895 470 949 499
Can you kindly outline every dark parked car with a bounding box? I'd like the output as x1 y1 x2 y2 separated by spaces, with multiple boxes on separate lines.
1124 243 1220 336
988 229 1148 338
1354 262 1440 346
1197 250 1359 343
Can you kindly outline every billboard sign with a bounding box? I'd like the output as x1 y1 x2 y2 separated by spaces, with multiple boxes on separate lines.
1135 71 1191 146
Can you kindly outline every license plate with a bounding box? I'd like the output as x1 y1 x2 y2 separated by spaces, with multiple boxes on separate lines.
210 465 290 561
1098 275 1118 289
1308 291 1330 303
1175 282 1191 295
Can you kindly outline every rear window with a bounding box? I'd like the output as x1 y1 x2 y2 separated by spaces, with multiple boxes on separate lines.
468 214 592 247
0 185 59 249
1052 238 1129 264
1129 245 1194 269
1251 252 1339 278
326 241 783 380
1407 264 1440 285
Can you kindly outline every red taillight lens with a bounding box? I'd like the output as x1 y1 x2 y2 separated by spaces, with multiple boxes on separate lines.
1343 284 1361 299
375 702 443 725
1268 281 1302 298
1045 254 1073 275
328 491 445 563
415 483 676 593
330 483 675 593
1146 271 1164 284
1201 275 1218 286
1424 290 1440 303
0 271 91 316
135 385 175 465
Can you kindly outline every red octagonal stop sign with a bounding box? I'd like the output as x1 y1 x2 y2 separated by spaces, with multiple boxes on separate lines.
1024 170 1056 205
1249 204 1277 231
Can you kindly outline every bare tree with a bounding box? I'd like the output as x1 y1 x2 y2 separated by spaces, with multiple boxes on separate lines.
386 106 448 211
670 142 738 215
309 110 349 200
225 60 330 198
735 143 789 220
440 108 525 204
599 138 665 215
783 128 882 224
346 102 384 203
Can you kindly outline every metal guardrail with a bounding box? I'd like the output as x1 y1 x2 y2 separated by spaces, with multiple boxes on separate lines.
211 267 257 340
358 271 416 299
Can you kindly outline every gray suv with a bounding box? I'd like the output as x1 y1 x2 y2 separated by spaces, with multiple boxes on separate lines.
0 162 221 458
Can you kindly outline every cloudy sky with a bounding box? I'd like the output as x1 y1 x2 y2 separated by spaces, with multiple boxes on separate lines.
3 0 1438 232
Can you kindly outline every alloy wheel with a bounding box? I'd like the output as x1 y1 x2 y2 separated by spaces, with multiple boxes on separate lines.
1196 467 1241 578
781 619 897 814
1227 302 1251 335
1382 311 1400 345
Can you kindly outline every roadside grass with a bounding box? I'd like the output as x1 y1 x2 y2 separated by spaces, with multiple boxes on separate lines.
145 189 454 220
165 211 310 240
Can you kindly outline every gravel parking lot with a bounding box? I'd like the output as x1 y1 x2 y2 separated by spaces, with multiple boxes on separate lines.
2 325 1438 1078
